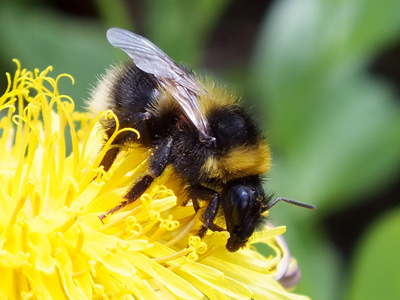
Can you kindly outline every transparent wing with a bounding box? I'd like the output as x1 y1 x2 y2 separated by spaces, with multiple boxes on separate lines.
107 27 214 143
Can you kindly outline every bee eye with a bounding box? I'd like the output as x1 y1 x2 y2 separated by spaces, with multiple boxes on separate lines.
235 187 250 214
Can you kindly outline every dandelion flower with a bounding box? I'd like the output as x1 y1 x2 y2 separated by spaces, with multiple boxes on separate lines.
0 60 310 300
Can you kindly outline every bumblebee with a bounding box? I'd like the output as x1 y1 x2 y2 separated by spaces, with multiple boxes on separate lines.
89 28 315 252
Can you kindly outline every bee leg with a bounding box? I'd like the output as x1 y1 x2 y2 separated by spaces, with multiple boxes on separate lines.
207 224 225 232
124 175 154 203
191 187 219 238
192 198 201 213
147 137 173 178
99 114 150 173
98 132 133 173
125 137 174 202
99 147 120 173
191 192 224 232
99 137 173 221
94 144 121 182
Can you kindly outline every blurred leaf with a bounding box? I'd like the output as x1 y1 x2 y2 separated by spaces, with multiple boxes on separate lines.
250 0 400 299
252 0 400 212
345 208 400 300
145 0 229 66
94 0 133 30
0 2 117 109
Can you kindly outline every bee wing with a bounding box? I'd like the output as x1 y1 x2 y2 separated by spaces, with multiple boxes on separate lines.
107 27 214 143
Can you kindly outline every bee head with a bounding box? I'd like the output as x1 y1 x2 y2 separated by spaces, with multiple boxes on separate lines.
221 177 270 252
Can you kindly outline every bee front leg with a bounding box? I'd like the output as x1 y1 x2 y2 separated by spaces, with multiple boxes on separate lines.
197 192 219 238
189 186 220 238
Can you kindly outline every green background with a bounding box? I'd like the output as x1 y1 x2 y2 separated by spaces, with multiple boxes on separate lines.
1 0 400 299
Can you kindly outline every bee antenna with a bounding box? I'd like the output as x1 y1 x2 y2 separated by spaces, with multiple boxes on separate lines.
263 197 316 212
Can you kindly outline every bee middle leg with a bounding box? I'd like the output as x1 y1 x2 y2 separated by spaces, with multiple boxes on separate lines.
99 137 173 221
125 137 174 202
